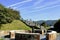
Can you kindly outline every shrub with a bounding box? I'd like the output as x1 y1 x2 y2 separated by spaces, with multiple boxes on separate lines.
54 19 60 32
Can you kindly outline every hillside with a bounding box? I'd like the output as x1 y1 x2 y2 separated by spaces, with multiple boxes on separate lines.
0 20 31 30
0 4 31 30
36 20 57 26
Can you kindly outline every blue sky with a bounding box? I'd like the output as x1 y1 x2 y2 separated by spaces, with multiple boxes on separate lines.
0 0 60 21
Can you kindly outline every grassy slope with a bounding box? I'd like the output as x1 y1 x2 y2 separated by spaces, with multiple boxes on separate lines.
0 20 31 30
0 38 3 40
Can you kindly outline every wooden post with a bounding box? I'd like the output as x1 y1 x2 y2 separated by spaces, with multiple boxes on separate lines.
36 35 40 40
46 31 57 40
32 27 34 33
40 30 44 35
52 31 57 40
42 30 44 35
46 33 53 40
10 31 15 40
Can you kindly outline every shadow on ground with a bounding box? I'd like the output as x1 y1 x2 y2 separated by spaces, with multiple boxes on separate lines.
4 35 10 38
41 38 46 40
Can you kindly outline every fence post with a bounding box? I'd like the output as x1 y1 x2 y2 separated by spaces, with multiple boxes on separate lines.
32 27 34 33
36 34 40 40
46 31 57 40
10 31 15 40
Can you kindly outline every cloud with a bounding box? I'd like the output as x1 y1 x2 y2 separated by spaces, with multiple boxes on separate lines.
42 5 60 10
7 0 32 7
13 4 24 9
13 0 44 9
33 0 44 6
17 0 60 10
20 0 60 13
29 4 60 13
21 4 60 14
8 0 60 13
34 0 60 9
16 0 44 9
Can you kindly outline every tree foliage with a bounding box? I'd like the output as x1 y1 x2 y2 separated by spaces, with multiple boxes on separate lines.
41 22 48 27
0 4 21 24
54 19 60 32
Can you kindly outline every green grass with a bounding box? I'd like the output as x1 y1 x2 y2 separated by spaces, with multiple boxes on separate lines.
0 38 3 40
0 20 31 30
45 27 51 30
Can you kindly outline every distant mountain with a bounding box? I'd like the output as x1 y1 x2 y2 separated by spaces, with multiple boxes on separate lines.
36 20 57 26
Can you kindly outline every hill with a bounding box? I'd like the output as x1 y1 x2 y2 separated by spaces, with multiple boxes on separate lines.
0 4 31 30
36 20 57 26
0 20 31 30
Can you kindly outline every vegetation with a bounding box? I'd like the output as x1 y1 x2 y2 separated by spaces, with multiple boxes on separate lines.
41 22 48 27
40 22 50 30
0 4 31 30
0 38 3 40
0 20 31 30
0 4 20 29
54 19 60 32
0 4 20 24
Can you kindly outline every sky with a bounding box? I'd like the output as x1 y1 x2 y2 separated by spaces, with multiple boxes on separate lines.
0 0 60 21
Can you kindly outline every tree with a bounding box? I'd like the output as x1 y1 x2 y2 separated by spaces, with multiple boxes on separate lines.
0 4 21 23
5 8 20 20
0 4 21 28
54 19 60 32
40 22 48 28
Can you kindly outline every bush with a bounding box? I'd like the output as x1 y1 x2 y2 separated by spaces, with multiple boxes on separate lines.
0 4 21 28
0 4 21 24
54 19 60 32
